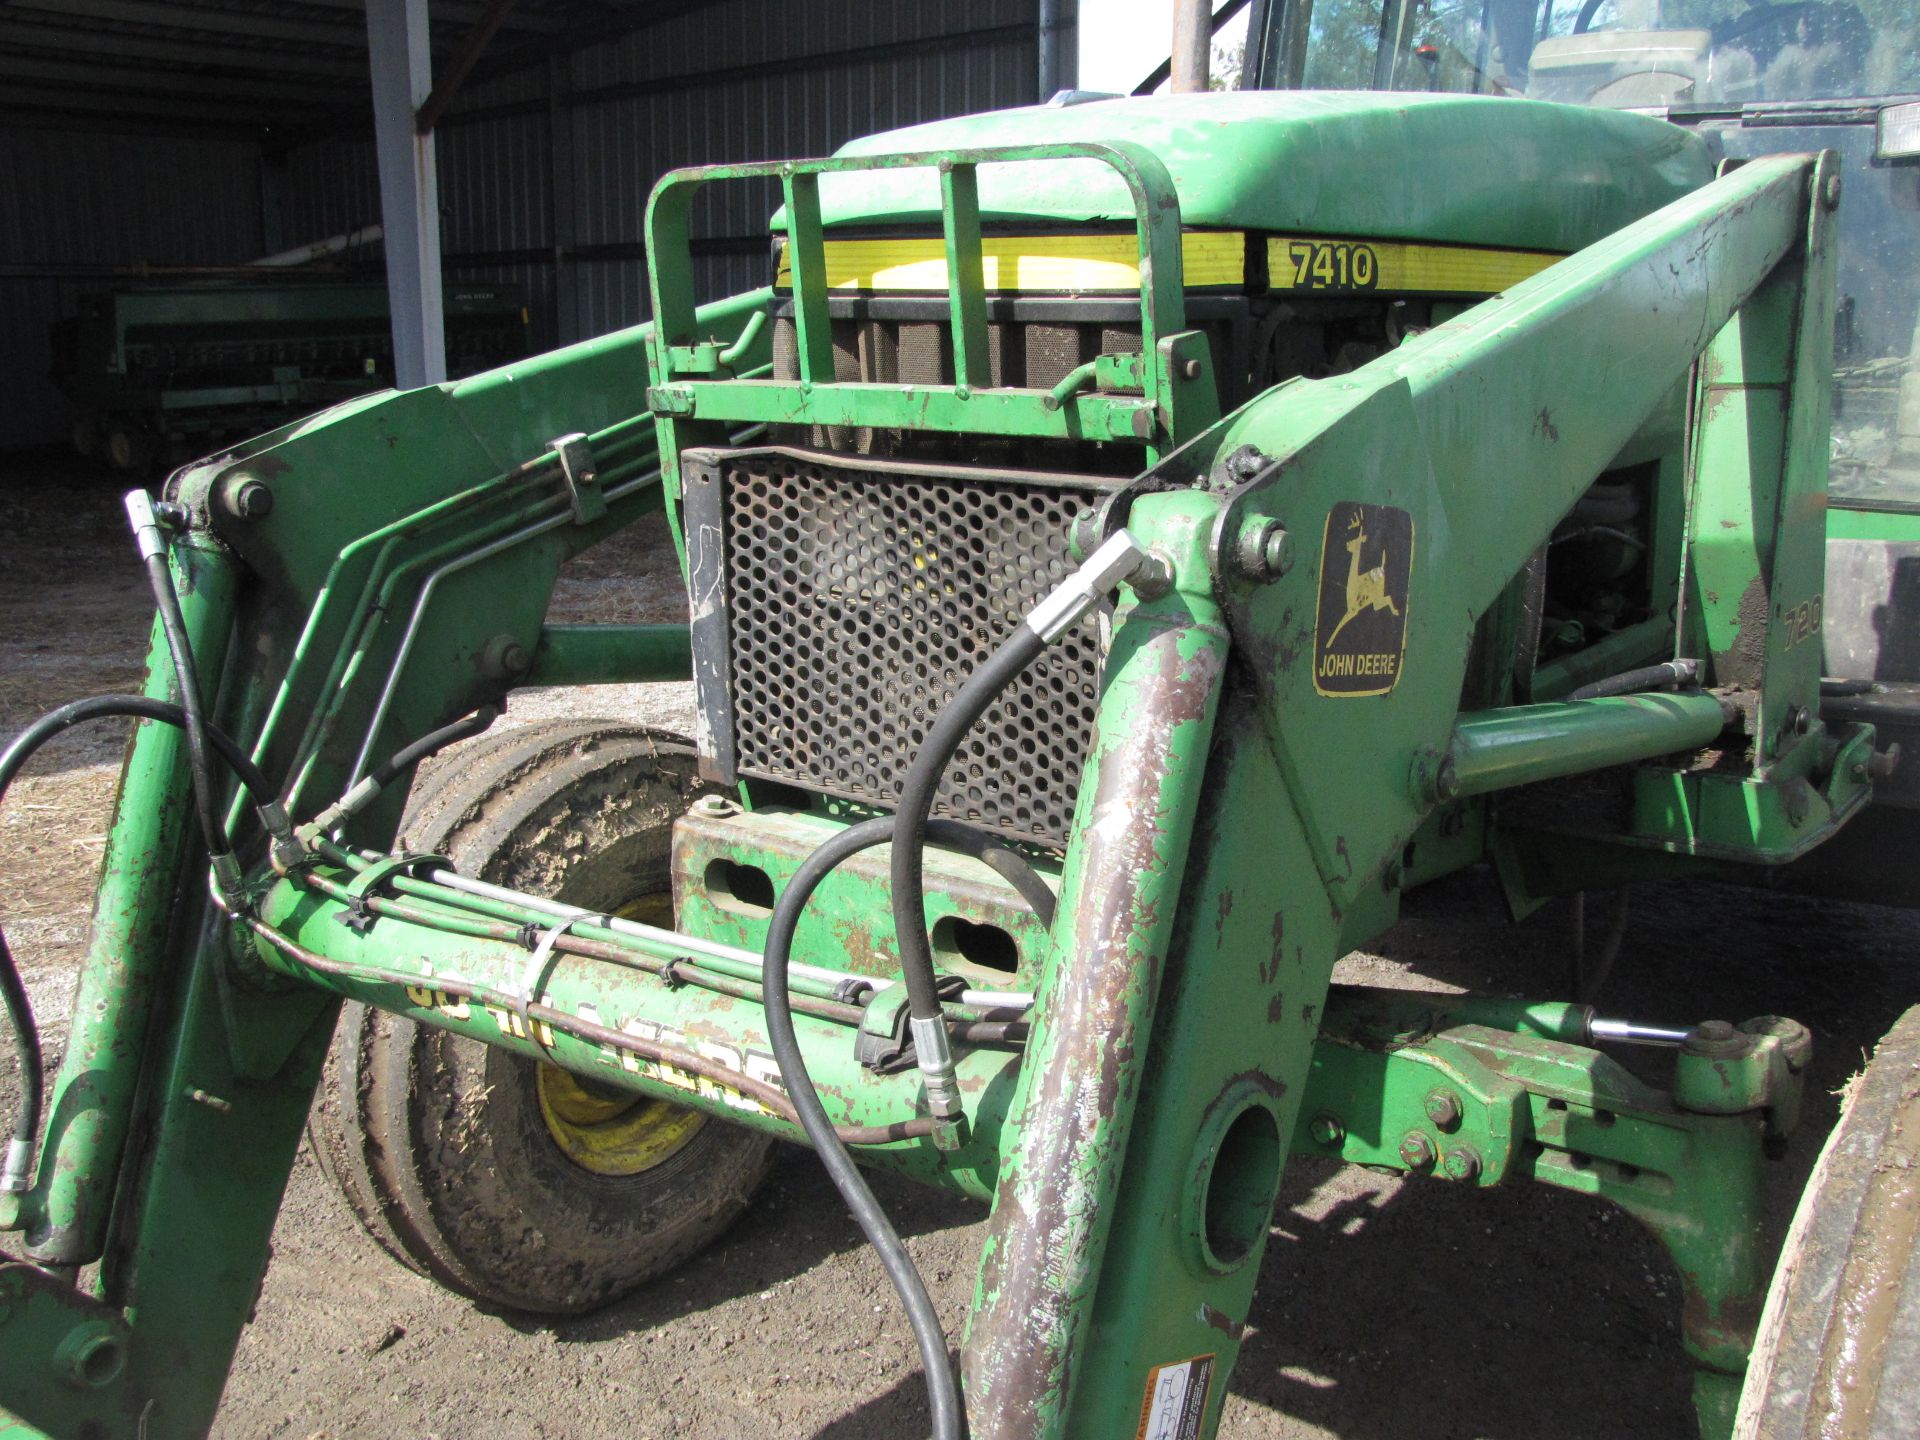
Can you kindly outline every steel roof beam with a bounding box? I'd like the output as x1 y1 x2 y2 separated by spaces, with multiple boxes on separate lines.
295 0 568 34
0 20 367 76
0 83 321 126
416 0 518 133
0 53 357 100
6 0 364 47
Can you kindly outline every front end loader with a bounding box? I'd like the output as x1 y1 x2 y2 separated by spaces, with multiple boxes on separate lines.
2 60 1914 1440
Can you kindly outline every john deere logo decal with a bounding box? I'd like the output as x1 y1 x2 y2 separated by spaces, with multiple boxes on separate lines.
1314 502 1413 697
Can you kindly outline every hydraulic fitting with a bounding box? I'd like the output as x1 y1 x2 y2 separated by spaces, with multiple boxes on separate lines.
1025 530 1150 642
2 1137 32 1194
910 1014 970 1150
123 489 170 561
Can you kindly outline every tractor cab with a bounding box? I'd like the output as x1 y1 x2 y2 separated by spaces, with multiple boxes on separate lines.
1246 0 1920 887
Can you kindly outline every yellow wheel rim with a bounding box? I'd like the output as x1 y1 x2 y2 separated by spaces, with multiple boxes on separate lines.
534 887 706 1177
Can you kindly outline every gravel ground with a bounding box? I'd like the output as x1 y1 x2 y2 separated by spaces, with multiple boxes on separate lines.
0 449 1915 1439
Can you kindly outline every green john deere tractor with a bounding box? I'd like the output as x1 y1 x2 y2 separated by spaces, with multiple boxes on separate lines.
3 0 1918 1436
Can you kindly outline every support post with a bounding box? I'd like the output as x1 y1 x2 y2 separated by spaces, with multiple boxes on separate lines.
1036 0 1075 98
367 0 447 388
1170 0 1211 92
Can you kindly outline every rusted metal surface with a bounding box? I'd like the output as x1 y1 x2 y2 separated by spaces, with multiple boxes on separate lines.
965 492 1229 1440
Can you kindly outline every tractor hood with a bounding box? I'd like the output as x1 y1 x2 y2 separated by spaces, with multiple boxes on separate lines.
792 91 1712 255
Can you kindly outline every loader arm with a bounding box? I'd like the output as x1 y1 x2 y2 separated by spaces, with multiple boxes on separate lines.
0 143 1865 1440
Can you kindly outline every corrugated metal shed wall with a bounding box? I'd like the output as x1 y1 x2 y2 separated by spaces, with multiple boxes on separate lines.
279 0 1045 351
0 130 265 451
1 0 1050 449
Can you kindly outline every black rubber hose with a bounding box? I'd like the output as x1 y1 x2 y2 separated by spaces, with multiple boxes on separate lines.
0 694 277 1193
138 546 228 863
367 705 500 791
759 812 1050 1440
1568 659 1698 702
764 815 961 1440
921 819 1056 932
0 696 275 810
0 930 41 1193
889 625 1047 1030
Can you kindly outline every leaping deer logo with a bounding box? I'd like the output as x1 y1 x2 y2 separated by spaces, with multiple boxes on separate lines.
1325 512 1400 648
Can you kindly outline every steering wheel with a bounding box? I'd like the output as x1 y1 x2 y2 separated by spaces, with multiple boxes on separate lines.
1575 0 1812 39
1712 1 1827 69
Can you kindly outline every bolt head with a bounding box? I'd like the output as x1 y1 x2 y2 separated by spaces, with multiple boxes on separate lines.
1260 527 1289 575
219 473 274 520
1130 550 1175 602
1822 171 1843 210
1434 755 1461 802
1397 1130 1436 1170
1682 1018 1750 1059
1441 1147 1482 1183
1308 1113 1345 1147
1181 357 1203 381
1424 1090 1462 1130
1233 518 1289 583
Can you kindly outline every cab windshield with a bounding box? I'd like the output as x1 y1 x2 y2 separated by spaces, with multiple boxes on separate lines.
1253 0 1919 106
1245 0 1920 510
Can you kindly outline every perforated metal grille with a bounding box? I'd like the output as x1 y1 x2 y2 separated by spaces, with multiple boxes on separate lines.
712 450 1107 846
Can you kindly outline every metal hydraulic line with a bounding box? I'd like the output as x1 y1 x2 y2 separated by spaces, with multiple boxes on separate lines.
246 868 1023 1199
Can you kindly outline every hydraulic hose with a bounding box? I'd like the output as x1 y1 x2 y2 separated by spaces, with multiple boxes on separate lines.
764 815 963 1440
888 531 1147 1126
125 492 237 899
0 694 280 1195
767 532 1147 1440
1568 658 1700 702
301 705 500 837
1 697 275 811
760 819 1083 1439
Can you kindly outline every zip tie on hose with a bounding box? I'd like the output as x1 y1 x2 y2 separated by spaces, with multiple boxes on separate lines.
514 914 604 1049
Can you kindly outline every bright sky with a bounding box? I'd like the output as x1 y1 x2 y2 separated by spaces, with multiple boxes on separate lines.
1077 0 1253 94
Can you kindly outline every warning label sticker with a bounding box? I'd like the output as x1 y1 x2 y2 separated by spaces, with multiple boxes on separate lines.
1312 500 1414 698
1133 1354 1215 1440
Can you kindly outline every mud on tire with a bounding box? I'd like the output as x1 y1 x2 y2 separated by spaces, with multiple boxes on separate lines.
1735 1004 1920 1439
308 720 775 1315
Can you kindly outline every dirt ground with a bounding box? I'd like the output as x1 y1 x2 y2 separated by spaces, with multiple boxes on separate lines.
1 450 1916 1440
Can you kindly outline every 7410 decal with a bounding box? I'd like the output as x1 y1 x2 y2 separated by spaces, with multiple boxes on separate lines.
1283 239 1379 291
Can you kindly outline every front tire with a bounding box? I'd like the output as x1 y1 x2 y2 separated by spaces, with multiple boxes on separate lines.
1735 1005 1920 1438
308 719 775 1315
